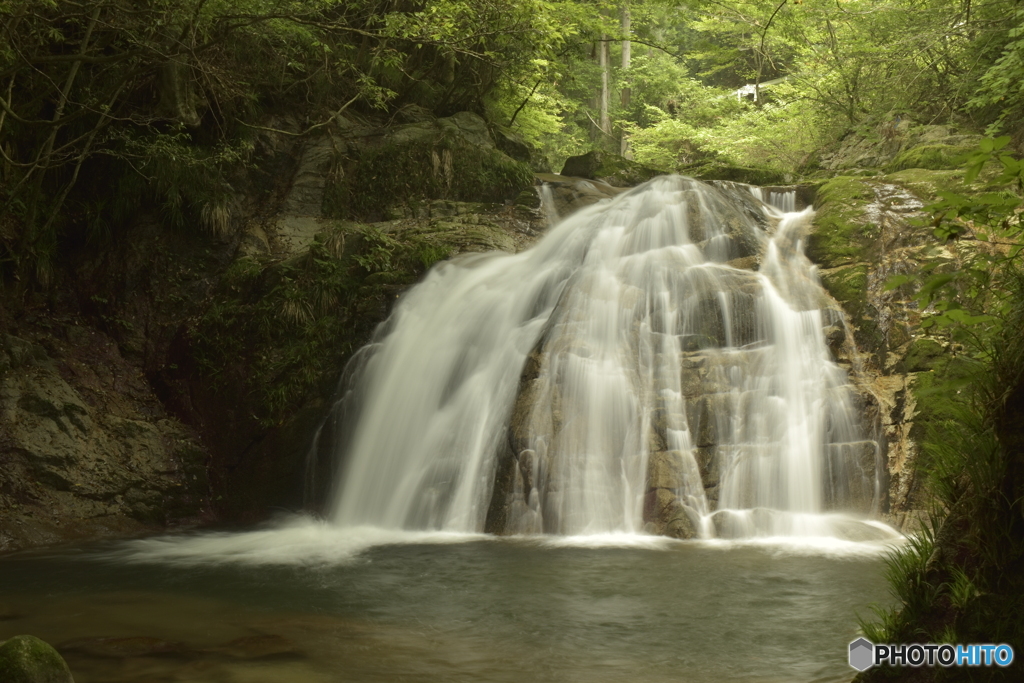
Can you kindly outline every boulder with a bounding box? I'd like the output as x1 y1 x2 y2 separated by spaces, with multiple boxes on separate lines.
0 635 74 683
821 122 980 172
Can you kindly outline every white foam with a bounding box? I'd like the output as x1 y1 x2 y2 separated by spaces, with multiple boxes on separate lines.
112 516 489 567
513 532 680 550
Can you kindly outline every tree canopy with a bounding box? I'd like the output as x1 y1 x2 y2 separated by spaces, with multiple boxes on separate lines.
1 0 1022 287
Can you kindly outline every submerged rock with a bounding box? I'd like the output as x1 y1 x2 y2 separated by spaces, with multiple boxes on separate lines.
0 635 74 683
59 636 189 659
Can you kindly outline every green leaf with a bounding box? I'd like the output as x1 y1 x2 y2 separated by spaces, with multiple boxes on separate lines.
943 309 996 326
916 273 956 301
883 274 912 291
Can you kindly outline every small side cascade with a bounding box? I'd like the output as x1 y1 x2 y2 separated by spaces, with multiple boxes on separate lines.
326 175 889 541
538 183 559 226
744 186 798 213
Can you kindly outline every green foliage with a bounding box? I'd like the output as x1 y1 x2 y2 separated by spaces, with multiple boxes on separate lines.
109 128 253 234
886 138 1024 357
0 0 582 288
859 138 1024 659
968 6 1024 135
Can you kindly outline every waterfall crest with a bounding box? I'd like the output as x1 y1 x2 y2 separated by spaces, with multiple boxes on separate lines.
330 176 885 539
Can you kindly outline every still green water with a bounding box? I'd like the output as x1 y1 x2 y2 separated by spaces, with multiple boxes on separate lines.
0 525 895 683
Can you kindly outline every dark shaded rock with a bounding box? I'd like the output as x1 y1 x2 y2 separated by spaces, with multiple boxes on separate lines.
490 124 543 170
560 150 664 187
0 327 211 552
679 161 789 186
327 111 534 222
485 346 545 534
902 337 946 373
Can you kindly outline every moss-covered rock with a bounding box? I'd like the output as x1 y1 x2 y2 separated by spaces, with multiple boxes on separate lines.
0 635 74 683
822 122 980 172
560 150 664 187
818 264 886 355
880 167 967 201
886 143 973 172
326 112 534 221
806 176 877 269
901 337 946 373
820 265 869 312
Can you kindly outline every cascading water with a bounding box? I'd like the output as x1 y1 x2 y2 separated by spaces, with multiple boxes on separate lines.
331 176 886 539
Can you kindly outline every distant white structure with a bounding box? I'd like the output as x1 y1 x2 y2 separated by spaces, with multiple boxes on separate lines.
733 76 791 102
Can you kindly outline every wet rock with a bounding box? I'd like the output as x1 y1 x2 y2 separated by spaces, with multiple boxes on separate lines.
685 396 720 448
643 488 697 539
678 161 790 186
0 635 75 683
647 451 688 489
824 440 884 512
535 173 626 218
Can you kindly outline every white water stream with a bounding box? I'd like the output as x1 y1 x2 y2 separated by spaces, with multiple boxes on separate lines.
331 176 891 541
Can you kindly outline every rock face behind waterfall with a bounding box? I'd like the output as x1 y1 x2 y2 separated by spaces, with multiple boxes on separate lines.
331 175 885 539
0 109 540 551
484 182 883 538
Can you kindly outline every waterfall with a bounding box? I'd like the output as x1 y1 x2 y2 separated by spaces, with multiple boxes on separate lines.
330 176 882 539
746 186 798 213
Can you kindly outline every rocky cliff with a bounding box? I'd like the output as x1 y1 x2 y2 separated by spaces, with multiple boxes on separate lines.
0 115 989 550
0 109 544 551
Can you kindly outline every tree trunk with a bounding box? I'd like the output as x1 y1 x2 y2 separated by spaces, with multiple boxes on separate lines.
620 3 632 158
599 34 611 145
